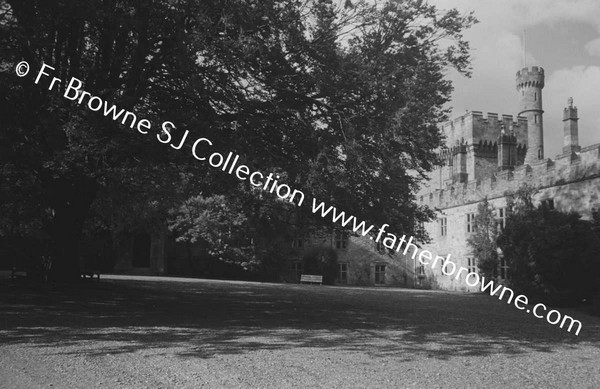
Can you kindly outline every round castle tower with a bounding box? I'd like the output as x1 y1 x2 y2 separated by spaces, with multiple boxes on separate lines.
516 66 545 165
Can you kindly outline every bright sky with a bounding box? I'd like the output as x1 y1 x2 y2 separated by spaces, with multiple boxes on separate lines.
432 0 600 157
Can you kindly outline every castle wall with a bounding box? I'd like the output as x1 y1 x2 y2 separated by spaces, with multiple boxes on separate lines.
422 112 529 194
441 112 527 148
418 143 600 291
420 144 600 211
473 143 498 180
284 233 416 287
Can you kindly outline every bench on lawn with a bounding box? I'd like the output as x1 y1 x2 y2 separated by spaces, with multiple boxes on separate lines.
300 274 323 285
11 267 27 280
81 270 101 280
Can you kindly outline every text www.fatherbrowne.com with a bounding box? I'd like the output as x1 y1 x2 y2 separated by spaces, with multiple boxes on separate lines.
312 200 583 336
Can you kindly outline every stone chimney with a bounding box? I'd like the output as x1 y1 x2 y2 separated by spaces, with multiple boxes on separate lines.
563 97 581 154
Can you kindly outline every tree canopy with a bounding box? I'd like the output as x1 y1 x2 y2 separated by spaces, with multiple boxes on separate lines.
1 0 477 279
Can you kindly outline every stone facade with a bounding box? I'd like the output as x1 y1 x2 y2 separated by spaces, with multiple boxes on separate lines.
283 231 417 288
416 66 600 291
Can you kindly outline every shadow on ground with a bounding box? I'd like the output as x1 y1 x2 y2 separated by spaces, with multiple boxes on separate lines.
1 276 599 361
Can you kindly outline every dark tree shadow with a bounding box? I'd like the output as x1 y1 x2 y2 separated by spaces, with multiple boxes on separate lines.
1 276 599 361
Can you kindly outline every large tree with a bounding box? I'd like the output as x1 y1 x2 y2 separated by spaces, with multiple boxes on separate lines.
1 0 476 279
169 0 478 263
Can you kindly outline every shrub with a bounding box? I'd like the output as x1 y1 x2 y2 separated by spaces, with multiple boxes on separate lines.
498 202 600 306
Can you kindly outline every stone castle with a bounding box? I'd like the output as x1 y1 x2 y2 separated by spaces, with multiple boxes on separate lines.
109 66 600 291
416 66 600 291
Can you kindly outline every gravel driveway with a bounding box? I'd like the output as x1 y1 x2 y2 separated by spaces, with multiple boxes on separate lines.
1 274 599 388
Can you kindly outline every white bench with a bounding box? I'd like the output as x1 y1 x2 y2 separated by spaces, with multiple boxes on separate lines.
81 271 101 281
300 274 323 285
11 268 27 280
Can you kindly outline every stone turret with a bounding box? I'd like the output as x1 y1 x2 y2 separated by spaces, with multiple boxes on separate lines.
516 66 545 165
563 97 580 154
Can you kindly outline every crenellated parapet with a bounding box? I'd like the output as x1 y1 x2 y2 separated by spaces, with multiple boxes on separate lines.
419 143 600 209
516 66 545 89
473 139 498 158
441 111 528 148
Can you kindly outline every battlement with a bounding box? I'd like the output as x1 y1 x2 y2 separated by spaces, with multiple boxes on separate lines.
516 66 545 89
469 112 525 123
441 111 528 147
418 143 600 209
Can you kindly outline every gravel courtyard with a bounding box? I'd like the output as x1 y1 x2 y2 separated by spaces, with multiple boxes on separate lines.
1 275 599 388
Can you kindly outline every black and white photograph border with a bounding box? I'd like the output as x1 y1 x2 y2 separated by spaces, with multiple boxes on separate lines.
1 0 600 388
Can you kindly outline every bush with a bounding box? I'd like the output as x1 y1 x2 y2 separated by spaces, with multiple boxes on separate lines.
498 205 600 305
301 247 338 285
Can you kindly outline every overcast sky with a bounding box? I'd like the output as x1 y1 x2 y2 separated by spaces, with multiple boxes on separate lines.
432 0 600 158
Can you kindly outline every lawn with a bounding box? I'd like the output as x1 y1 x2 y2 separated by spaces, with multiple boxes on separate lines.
1 275 599 388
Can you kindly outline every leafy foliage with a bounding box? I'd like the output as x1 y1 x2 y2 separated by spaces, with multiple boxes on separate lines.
168 194 252 266
466 197 499 280
497 185 600 305
1 0 477 278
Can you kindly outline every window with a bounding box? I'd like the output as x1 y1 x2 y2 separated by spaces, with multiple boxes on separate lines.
337 263 348 284
375 264 386 284
542 199 554 210
290 261 302 282
538 148 542 159
439 256 447 275
291 238 304 248
439 217 447 237
374 240 385 252
497 208 506 231
467 257 477 274
334 230 348 249
415 221 425 237
534 115 538 124
534 92 537 101
499 256 509 280
417 264 425 276
466 213 477 233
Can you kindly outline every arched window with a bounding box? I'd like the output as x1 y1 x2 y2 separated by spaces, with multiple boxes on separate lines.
538 148 542 159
